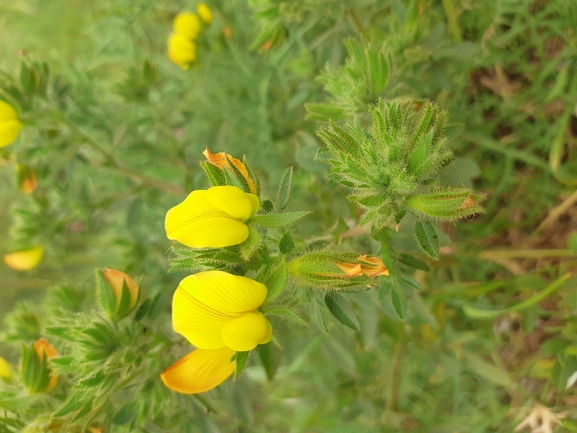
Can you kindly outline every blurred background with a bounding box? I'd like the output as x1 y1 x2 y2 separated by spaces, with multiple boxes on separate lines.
1 0 577 432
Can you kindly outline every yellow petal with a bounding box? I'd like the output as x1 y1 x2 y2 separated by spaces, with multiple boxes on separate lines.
221 312 272 351
3 246 43 271
197 4 213 24
165 190 250 248
161 347 235 394
172 284 229 349
180 271 267 315
0 119 23 148
0 100 18 121
0 356 12 379
205 186 259 221
173 12 202 39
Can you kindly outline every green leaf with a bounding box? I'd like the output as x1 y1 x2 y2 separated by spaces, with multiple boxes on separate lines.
279 232 295 254
113 402 138 425
391 285 408 319
0 395 41 410
398 253 430 271
257 342 278 380
325 293 359 331
240 225 260 260
252 211 311 228
277 166 293 210
134 298 151 321
265 306 307 327
310 299 330 334
264 258 288 305
414 221 440 260
234 351 249 379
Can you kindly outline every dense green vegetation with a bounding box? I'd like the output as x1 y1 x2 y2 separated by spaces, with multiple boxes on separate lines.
1 0 577 432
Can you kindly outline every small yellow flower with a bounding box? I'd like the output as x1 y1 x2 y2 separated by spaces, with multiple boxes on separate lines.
197 3 213 24
167 33 197 70
3 246 43 271
0 100 24 148
0 356 12 379
161 271 272 393
165 186 260 248
173 12 202 39
203 147 257 194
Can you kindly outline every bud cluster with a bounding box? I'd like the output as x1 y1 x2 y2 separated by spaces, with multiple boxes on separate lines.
317 98 484 230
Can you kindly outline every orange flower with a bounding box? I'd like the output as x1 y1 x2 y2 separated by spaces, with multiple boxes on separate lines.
337 255 389 278
203 147 257 195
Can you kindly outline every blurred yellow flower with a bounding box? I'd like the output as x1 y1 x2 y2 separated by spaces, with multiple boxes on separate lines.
3 246 43 271
165 185 260 248
167 33 197 70
161 271 272 393
203 147 257 194
173 12 202 39
0 356 12 379
0 100 23 148
197 3 213 24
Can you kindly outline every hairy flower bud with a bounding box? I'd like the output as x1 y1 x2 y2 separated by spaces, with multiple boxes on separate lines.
406 189 485 220
202 147 259 195
22 338 58 393
97 268 140 321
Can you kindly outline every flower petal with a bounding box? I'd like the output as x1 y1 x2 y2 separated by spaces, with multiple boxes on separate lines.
0 119 23 148
3 246 43 271
221 312 272 351
0 100 18 121
180 271 267 315
165 190 249 248
205 186 258 221
173 12 202 39
172 284 229 349
161 347 235 394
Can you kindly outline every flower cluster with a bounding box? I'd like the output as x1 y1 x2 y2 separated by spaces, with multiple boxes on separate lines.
167 4 213 70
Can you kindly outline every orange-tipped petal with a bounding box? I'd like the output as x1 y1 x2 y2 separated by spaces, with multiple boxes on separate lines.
203 148 258 195
161 347 235 394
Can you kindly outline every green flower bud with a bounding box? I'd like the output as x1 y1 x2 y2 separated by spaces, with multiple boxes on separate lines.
406 188 485 220
97 268 140 321
22 338 58 393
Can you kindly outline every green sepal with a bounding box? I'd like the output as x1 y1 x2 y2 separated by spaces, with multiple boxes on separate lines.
406 189 484 220
325 293 360 331
305 102 346 122
263 258 288 306
251 211 311 228
265 306 307 327
243 155 260 196
240 225 260 261
277 166 293 210
21 343 50 393
200 161 225 187
233 351 249 380
96 269 117 319
414 221 440 260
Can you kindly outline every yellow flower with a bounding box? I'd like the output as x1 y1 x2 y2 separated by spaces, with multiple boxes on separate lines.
161 271 272 393
173 12 202 39
338 255 390 278
203 147 257 194
3 246 43 271
197 3 213 24
167 33 197 70
0 100 23 148
0 356 12 379
165 185 260 248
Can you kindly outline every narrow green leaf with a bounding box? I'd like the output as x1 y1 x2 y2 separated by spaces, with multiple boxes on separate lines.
325 293 360 331
264 258 288 305
277 166 293 210
113 402 138 425
398 254 430 271
96 270 116 318
414 221 440 260
134 298 151 321
234 351 249 379
257 342 278 381
391 286 408 319
252 211 311 228
0 395 41 411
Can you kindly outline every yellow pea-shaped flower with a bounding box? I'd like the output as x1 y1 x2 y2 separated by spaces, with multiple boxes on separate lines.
0 100 23 148
0 356 12 379
173 12 202 39
197 4 213 24
3 246 43 271
161 271 272 394
167 33 197 70
165 185 260 248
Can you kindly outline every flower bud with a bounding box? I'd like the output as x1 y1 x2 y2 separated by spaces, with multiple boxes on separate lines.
22 338 58 393
288 252 388 289
17 164 38 194
97 268 140 321
405 189 485 220
3 246 43 271
0 356 12 379
203 147 258 195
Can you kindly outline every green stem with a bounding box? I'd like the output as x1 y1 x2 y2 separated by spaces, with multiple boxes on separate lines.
479 249 576 260
387 336 404 412
194 394 219 414
442 0 462 43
